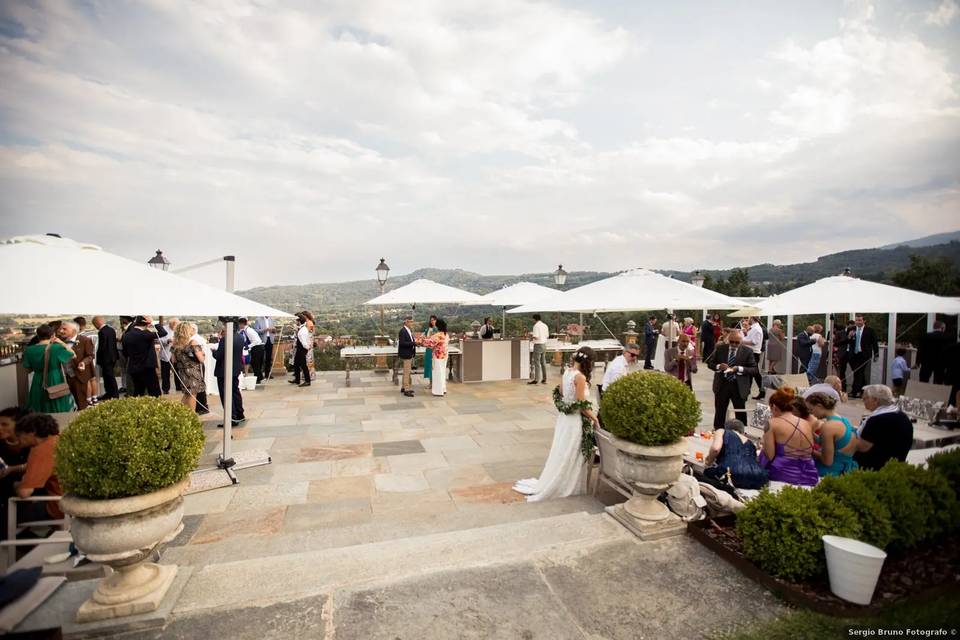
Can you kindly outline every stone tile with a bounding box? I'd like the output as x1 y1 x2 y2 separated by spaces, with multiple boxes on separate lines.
386 451 449 474
229 437 275 453
328 430 384 445
450 482 526 505
295 414 336 425
191 506 287 544
269 461 334 482
480 410 527 422
250 424 312 437
471 432 521 447
166 514 203 547
270 436 329 450
482 459 546 483
374 473 430 493
423 464 496 491
419 435 480 451
371 439 425 457
282 500 372 532
332 456 390 478
471 421 520 433
296 443 372 462
321 398 366 407
371 488 453 510
182 486 238 516
511 428 556 443
307 475 374 502
441 446 514 465
227 481 310 509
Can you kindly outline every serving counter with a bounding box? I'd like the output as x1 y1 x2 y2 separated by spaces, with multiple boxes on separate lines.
459 338 530 383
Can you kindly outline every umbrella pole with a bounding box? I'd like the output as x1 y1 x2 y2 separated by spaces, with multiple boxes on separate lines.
221 322 235 466
502 306 506 339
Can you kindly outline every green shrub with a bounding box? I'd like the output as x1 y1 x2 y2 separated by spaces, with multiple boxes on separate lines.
927 448 960 495
599 371 701 446
56 397 205 500
857 462 959 552
815 473 895 550
737 487 861 580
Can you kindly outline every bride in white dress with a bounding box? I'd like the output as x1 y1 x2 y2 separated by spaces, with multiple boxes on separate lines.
514 347 599 502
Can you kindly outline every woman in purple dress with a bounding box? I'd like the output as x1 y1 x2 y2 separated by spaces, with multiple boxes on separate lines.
759 387 819 487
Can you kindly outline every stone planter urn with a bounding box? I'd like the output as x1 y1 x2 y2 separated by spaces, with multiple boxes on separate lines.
60 477 189 623
598 427 686 540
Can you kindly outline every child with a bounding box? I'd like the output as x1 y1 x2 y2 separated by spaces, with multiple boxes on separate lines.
891 348 909 397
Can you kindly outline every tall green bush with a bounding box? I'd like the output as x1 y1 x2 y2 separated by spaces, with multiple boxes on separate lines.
737 487 861 580
815 473 895 550
927 448 960 495
599 371 701 446
56 397 205 500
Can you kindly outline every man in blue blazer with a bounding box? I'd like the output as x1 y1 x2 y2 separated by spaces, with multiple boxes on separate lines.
398 316 417 397
213 322 246 427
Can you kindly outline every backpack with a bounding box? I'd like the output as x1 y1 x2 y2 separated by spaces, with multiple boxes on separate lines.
666 468 706 521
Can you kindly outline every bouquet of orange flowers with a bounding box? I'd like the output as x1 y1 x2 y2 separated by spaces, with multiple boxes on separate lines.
421 334 447 360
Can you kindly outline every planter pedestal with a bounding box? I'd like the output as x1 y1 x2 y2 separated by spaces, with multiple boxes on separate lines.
61 479 189 624
77 564 177 623
597 428 686 540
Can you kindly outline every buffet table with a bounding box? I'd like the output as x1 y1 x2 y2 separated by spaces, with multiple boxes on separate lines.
340 345 463 387
544 339 625 362
460 338 530 383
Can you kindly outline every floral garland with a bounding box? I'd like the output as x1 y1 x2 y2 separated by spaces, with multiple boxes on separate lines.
553 385 595 462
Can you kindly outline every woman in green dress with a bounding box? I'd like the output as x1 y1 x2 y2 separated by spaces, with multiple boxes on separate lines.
422 315 438 387
22 325 76 413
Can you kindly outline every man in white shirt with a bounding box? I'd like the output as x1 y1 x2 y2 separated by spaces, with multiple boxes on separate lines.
291 314 313 387
158 317 180 395
238 318 265 383
742 317 765 399
528 314 550 385
600 344 640 398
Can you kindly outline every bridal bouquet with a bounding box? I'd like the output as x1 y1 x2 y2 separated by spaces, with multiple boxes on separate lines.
421 334 447 360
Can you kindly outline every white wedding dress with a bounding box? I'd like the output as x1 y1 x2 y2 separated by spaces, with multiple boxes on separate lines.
513 368 588 502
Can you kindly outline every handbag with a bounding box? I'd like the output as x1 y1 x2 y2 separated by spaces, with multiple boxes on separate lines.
42 344 72 400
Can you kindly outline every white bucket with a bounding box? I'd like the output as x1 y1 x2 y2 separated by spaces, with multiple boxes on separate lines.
822 535 887 605
243 375 258 391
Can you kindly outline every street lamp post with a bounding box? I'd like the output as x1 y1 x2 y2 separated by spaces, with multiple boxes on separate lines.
553 264 568 335
147 250 170 271
374 259 391 371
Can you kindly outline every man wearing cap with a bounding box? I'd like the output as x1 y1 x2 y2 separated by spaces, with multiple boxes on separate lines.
600 344 640 400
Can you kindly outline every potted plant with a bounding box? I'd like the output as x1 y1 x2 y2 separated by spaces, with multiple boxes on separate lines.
55 397 205 622
598 371 700 538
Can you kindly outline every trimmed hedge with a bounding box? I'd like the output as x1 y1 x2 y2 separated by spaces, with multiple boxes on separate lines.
737 459 960 580
927 448 960 495
737 487 861 581
599 371 701 446
56 397 205 500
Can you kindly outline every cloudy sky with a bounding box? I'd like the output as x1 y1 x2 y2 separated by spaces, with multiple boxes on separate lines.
1 0 958 290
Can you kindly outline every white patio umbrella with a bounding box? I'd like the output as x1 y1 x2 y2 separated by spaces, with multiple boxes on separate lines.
751 275 960 382
507 269 747 314
463 282 559 337
0 234 292 471
363 278 483 305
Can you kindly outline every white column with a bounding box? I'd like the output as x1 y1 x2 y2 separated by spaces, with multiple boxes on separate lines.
885 312 897 387
786 315 794 373
927 313 936 332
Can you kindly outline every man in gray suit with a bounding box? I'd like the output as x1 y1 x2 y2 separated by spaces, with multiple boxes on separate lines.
706 332 759 428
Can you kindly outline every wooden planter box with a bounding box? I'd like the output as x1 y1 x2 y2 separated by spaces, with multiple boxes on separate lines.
686 516 957 618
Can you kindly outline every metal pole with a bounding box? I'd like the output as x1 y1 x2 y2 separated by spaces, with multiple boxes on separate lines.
825 313 832 376
222 321 234 462
224 255 236 293
379 284 385 336
886 312 897 386
927 313 936 332
786 315 794 374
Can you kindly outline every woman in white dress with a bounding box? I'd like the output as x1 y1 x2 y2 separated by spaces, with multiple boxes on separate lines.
428 318 449 397
514 347 599 501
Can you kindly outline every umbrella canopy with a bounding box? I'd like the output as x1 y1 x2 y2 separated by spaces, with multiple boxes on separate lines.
464 282 560 307
753 276 960 315
364 278 482 305
0 235 292 317
508 269 747 314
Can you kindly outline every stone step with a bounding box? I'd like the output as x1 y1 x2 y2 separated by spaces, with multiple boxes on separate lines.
164 495 605 567
169 510 630 615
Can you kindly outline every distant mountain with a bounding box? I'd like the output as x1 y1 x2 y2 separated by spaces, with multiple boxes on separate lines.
239 241 960 312
880 230 960 250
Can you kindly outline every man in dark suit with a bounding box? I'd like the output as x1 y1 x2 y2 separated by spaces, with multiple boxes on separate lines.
93 316 120 400
796 326 813 374
700 316 716 361
916 321 954 384
848 314 879 398
834 320 855 392
643 316 659 370
120 316 166 397
706 332 758 428
213 322 246 427
398 316 416 397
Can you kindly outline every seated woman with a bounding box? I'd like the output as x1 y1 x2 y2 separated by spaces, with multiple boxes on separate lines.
704 419 768 490
13 413 64 523
805 392 858 477
759 387 820 487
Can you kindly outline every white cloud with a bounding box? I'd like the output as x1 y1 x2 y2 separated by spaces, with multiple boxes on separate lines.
926 0 959 26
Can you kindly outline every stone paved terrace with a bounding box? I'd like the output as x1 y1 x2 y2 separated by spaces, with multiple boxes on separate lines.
26 364 954 638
